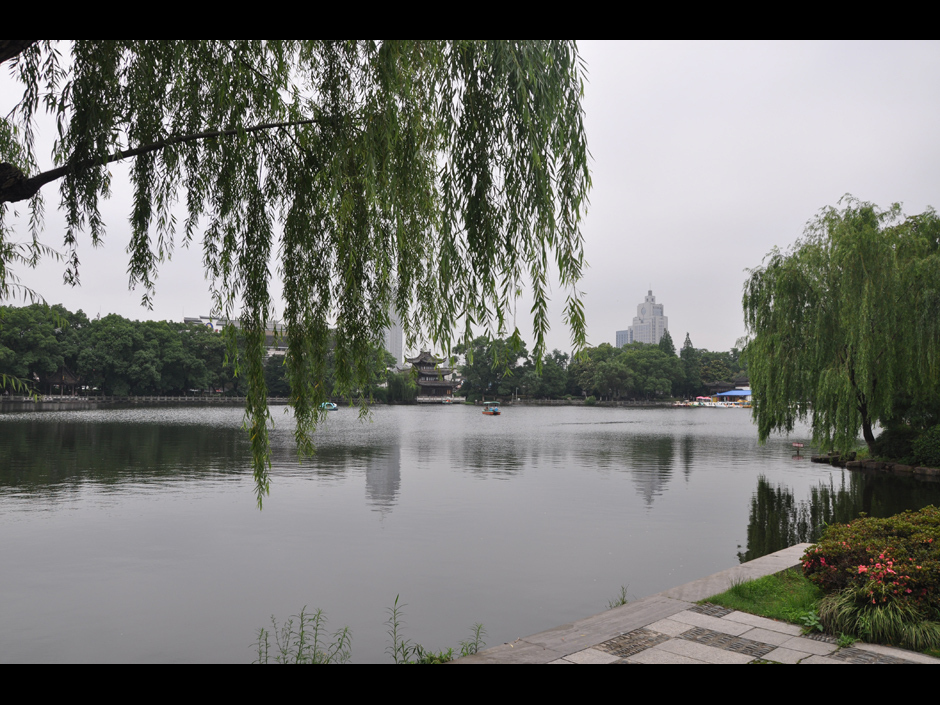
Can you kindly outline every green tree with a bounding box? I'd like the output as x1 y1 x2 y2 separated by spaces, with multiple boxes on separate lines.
515 348 568 399
658 329 676 357
386 369 418 404
540 349 570 398
0 303 77 391
456 335 529 399
264 354 291 398
178 322 229 392
0 41 590 505
679 333 702 398
743 197 940 453
698 350 736 385
619 343 681 399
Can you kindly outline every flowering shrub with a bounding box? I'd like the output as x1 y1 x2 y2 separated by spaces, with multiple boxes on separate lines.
802 506 940 649
801 506 940 608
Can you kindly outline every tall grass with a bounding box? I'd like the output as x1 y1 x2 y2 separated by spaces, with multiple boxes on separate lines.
607 585 629 609
255 596 486 663
385 594 487 663
818 587 940 652
253 607 352 664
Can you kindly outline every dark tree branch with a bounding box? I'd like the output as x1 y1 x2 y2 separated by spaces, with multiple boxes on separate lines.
0 116 326 205
0 40 38 66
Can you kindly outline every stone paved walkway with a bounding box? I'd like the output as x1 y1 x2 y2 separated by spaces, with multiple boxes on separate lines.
455 544 940 664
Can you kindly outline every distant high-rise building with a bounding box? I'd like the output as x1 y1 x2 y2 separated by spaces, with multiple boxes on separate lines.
616 289 668 346
383 307 404 365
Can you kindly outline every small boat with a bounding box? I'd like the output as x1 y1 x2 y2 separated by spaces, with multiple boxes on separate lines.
320 402 338 411
482 402 500 416
441 398 454 405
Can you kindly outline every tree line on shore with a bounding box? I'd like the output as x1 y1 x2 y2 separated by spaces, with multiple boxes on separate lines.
453 330 747 402
1 301 748 403
0 304 393 399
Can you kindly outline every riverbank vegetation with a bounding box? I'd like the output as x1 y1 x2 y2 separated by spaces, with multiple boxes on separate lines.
709 505 940 656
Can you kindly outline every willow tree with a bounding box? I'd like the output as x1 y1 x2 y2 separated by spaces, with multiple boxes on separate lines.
743 197 940 454
0 41 591 504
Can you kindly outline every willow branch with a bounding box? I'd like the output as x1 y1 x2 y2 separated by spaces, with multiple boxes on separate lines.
0 116 327 205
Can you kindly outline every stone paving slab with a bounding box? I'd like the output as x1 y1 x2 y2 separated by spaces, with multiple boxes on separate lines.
739 626 801 647
562 647 621 664
761 646 823 664
679 626 776 658
626 648 704 664
459 638 566 664
648 638 754 664
827 645 919 664
851 642 940 664
508 594 692 657
776 635 841 656
799 654 850 664
720 611 803 635
644 617 698 637
666 610 753 636
594 628 671 658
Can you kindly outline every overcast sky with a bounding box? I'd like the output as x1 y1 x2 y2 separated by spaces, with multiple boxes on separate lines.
3 41 939 355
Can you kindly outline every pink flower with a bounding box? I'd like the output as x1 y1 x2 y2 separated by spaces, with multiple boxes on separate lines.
858 566 868 573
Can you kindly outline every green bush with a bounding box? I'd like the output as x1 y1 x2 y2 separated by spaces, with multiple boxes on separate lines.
871 426 920 463
913 425 940 468
802 506 940 596
584 395 596 406
801 506 940 649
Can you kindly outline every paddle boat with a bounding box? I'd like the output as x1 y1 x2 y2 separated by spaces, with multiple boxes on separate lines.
320 402 338 411
482 402 500 416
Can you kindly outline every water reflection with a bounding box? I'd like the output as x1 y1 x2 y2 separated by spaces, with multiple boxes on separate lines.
457 435 524 476
740 472 940 562
366 446 401 513
0 417 247 494
624 435 675 505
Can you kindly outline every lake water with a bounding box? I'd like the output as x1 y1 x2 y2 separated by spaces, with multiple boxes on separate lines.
2 404 938 663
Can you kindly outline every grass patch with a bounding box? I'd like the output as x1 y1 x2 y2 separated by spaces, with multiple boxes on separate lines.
702 568 824 625
607 585 629 609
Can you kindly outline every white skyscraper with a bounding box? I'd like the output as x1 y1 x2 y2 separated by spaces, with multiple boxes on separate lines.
383 307 404 365
616 289 668 346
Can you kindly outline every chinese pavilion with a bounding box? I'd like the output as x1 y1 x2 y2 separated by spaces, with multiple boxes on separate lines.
405 351 460 400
